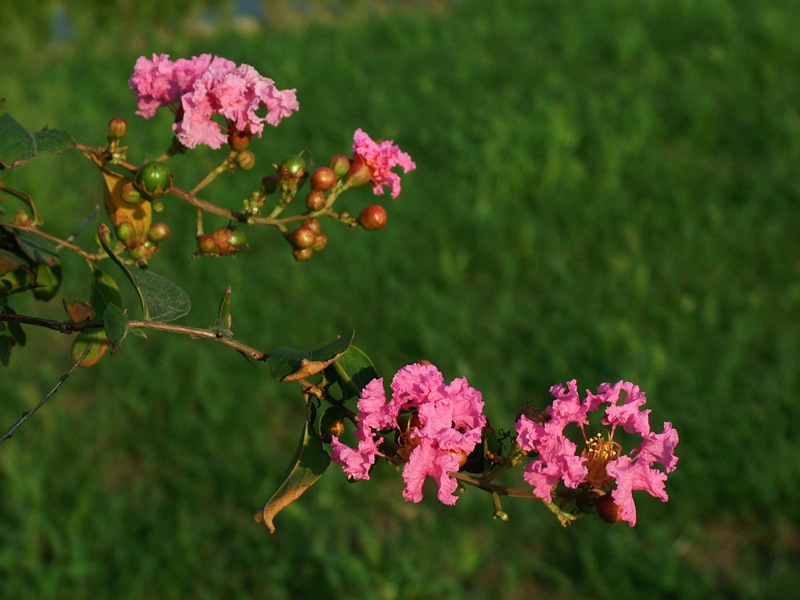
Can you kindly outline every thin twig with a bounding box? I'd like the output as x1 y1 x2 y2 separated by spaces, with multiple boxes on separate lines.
0 312 268 361
0 343 93 444
449 471 538 499
1 222 104 261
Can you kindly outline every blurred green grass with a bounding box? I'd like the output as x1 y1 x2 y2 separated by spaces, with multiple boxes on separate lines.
2 0 800 598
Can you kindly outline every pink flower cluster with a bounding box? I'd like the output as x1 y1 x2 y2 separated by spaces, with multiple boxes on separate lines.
351 129 416 198
515 380 679 526
129 54 299 149
331 363 486 505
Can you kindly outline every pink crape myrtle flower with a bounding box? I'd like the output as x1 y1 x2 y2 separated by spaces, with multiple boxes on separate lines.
515 380 679 526
129 53 298 149
331 363 486 505
351 129 416 198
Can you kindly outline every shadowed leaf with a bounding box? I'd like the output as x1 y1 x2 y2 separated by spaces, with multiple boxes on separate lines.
254 405 331 533
266 331 354 382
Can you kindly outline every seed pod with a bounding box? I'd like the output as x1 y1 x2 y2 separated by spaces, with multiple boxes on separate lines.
135 161 172 200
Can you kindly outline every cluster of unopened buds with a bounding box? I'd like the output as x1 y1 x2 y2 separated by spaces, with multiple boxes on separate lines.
328 363 679 527
94 53 417 263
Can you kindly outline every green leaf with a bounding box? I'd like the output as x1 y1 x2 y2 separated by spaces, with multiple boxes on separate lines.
97 223 190 322
0 335 12 366
0 249 27 277
0 113 75 169
103 303 128 353
5 229 59 267
254 404 331 533
331 345 379 399
70 330 108 367
90 266 123 314
32 262 62 301
266 331 354 382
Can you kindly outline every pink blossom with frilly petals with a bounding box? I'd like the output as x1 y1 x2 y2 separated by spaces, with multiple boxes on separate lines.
330 363 486 505
129 54 212 117
351 129 416 198
515 379 679 526
129 54 298 149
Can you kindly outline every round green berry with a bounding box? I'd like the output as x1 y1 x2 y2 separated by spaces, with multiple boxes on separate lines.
135 161 172 200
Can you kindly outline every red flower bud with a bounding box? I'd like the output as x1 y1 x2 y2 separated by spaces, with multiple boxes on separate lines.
311 166 336 191
292 226 317 250
292 248 313 262
305 190 327 212
359 204 387 230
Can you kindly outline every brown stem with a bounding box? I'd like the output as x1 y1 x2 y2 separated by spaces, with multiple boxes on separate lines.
2 223 104 261
449 471 538 499
0 313 268 361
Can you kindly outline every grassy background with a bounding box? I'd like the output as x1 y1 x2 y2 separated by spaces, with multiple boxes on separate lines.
2 0 800 597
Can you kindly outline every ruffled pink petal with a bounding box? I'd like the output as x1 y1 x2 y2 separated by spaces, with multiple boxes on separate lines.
634 422 680 472
607 455 669 527
401 442 463 505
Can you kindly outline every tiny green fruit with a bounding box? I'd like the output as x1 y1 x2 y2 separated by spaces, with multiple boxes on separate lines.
281 155 308 177
116 222 135 242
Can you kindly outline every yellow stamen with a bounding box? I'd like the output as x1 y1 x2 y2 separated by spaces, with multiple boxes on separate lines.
581 432 622 486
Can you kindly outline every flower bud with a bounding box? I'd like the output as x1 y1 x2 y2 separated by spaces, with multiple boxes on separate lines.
292 248 313 262
147 222 170 243
311 232 328 253
302 218 321 234
359 204 387 230
311 166 336 191
108 117 128 139
329 154 351 178
305 190 327 212
235 151 256 171
292 226 317 250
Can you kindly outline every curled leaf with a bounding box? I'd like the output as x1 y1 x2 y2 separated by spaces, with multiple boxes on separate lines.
266 332 354 382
